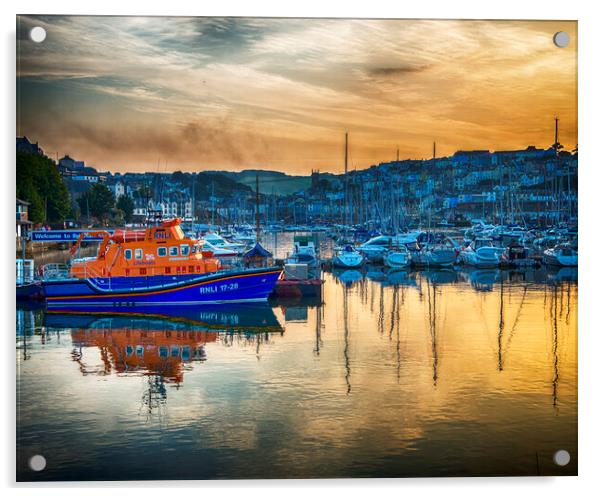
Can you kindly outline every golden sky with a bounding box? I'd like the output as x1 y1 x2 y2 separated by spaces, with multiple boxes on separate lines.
17 17 577 174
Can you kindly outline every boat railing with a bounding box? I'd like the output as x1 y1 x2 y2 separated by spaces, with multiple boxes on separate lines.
42 262 109 286
84 264 113 290
16 259 35 285
41 263 71 281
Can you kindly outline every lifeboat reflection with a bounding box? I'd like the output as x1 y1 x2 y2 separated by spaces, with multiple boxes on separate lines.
70 327 213 382
45 304 284 383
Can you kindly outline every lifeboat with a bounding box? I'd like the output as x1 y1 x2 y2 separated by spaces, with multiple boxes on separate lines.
42 218 282 310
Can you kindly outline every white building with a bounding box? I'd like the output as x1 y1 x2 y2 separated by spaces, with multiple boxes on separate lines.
109 181 126 199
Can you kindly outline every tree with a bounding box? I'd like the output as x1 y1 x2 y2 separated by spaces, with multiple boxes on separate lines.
116 195 135 223
78 183 115 221
134 185 152 201
171 170 190 187
16 151 72 223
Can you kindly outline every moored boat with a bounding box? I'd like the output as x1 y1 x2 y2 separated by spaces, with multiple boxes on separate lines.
543 243 578 267
273 263 323 298
42 219 282 310
410 237 458 268
16 259 44 300
460 238 504 268
358 235 391 262
287 235 319 266
384 245 411 268
201 240 239 259
332 245 364 268
203 232 247 255
359 232 422 263
503 241 536 268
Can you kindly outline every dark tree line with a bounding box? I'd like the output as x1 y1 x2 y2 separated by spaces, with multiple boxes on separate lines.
77 184 135 225
16 151 72 223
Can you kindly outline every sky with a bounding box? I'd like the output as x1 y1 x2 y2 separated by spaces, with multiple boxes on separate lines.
16 16 577 174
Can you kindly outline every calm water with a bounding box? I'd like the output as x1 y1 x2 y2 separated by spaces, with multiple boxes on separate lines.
17 249 577 480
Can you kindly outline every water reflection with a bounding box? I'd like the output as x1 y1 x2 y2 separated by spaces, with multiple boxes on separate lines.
38 305 284 386
17 268 577 480
333 268 363 286
326 267 577 409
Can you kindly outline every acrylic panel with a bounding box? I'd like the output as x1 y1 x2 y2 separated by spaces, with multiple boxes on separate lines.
16 16 578 481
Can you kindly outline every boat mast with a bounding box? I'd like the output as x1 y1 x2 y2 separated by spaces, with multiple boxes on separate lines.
191 172 196 231
255 174 261 243
344 132 349 229
553 116 561 225
211 180 215 228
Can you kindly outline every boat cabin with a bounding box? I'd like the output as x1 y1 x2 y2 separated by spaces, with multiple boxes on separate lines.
69 218 221 279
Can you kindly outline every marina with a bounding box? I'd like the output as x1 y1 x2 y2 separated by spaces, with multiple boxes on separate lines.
17 220 578 305
16 227 578 479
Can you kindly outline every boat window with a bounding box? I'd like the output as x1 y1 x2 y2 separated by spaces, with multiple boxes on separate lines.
191 245 198 254
124 249 132 260
135 249 143 260
181 245 190 256
157 247 167 257
182 346 190 360
158 346 168 358
125 345 134 357
136 345 144 357
171 345 180 357
169 246 179 256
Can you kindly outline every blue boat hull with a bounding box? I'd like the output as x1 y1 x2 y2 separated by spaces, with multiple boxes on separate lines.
43 303 283 333
43 268 282 310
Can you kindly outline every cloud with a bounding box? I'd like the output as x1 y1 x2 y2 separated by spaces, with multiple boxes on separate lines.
16 16 578 173
367 65 431 77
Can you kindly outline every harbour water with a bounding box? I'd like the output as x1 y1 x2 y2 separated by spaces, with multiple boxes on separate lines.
17 259 577 480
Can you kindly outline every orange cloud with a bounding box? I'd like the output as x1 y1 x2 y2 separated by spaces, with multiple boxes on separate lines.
17 17 577 174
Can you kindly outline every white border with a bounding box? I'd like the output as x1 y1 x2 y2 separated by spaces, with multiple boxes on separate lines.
3 0 601 494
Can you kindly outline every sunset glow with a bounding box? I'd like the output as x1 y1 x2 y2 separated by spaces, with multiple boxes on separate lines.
17 16 577 174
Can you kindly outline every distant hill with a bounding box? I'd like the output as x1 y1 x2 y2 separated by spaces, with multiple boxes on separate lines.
217 170 312 196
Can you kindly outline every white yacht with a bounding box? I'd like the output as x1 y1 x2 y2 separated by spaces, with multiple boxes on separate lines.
332 245 365 268
201 240 239 259
203 233 247 255
460 238 505 268
359 232 421 263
